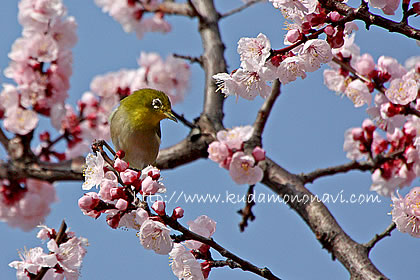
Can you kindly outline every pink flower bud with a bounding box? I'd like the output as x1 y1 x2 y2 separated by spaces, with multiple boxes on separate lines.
324 25 335 36
252 146 266 162
116 199 128 211
110 187 126 200
172 207 184 219
114 158 128 172
152 201 166 216
351 128 364 141
201 261 211 279
362 119 376 135
141 176 160 195
78 192 100 211
147 168 160 181
107 213 121 229
329 11 341 22
116 150 125 159
286 29 301 43
120 169 139 185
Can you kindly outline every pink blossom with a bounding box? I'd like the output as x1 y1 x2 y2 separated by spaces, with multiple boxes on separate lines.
277 56 307 84
120 169 139 185
369 0 400 15
237 33 271 68
286 29 301 43
47 236 88 279
99 171 118 201
0 179 57 231
300 39 333 72
216 126 254 150
229 152 264 185
355 54 376 76
269 0 318 14
343 128 367 160
385 75 418 105
252 146 266 161
207 141 229 165
332 34 360 59
139 219 173 255
78 192 100 212
4 108 39 135
141 176 164 195
9 247 58 279
114 158 128 172
152 200 166 215
344 79 371 107
344 22 358 35
370 167 406 196
392 187 420 237
37 225 55 240
323 69 346 93
377 56 407 80
140 165 161 180
169 244 204 280
231 67 272 100
115 199 128 211
82 152 105 190
184 215 216 251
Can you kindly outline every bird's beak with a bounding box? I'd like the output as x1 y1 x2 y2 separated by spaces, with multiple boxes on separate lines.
164 111 178 122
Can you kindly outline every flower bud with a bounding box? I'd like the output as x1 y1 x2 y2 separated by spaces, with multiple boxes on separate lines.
152 201 166 216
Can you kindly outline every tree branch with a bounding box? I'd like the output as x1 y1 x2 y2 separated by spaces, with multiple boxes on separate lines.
318 0 420 40
252 79 281 145
0 158 84 182
162 214 282 280
238 184 256 232
300 160 375 184
220 0 265 18
173 53 203 65
192 0 227 130
364 222 396 253
261 157 388 280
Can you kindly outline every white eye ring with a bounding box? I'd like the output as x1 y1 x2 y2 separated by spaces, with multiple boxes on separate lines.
152 98 162 109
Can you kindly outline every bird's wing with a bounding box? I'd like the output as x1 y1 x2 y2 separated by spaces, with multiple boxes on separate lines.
155 123 161 140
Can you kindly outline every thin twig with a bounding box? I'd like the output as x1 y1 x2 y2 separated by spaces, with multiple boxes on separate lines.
318 0 420 40
331 56 386 94
238 184 256 232
220 0 265 18
161 215 282 280
33 220 68 280
253 79 281 142
173 53 203 65
172 110 196 129
301 160 375 184
364 222 396 253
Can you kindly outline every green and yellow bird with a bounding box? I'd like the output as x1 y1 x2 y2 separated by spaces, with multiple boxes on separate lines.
110 88 177 169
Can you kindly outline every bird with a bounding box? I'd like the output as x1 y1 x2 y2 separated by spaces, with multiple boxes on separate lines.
109 88 177 170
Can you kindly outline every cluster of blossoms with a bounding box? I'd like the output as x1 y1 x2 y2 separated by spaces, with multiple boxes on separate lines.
80 151 216 279
44 51 190 159
0 0 77 135
324 35 420 112
213 1 366 100
0 179 57 231
9 224 88 279
94 0 170 39
344 118 420 197
207 126 265 185
391 186 420 238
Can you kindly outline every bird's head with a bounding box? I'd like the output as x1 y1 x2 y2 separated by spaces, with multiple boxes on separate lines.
120 88 178 126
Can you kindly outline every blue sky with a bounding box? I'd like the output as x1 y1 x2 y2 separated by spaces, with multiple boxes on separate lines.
0 1 419 279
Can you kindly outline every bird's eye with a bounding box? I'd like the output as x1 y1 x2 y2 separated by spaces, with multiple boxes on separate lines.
152 98 162 110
